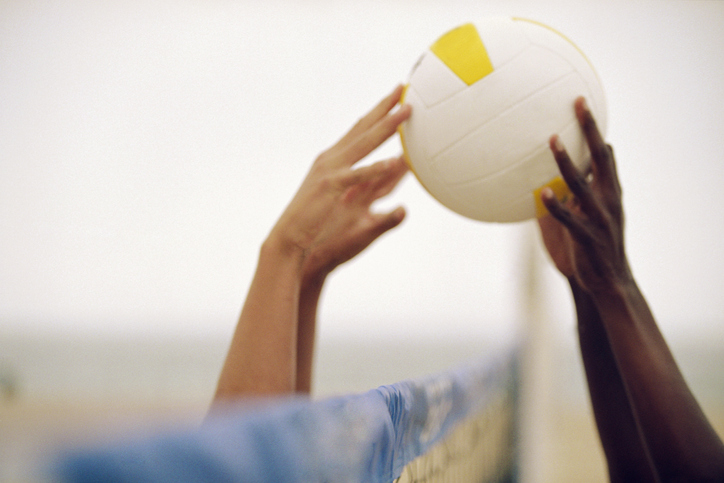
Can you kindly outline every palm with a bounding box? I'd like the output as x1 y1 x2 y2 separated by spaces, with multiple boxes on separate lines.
538 213 575 278
303 159 407 279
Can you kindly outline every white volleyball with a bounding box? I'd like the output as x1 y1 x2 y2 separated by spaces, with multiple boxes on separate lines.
399 17 607 222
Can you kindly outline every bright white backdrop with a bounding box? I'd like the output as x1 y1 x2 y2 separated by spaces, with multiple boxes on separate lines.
1 0 723 345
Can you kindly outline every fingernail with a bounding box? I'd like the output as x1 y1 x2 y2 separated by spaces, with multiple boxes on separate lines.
541 187 554 199
580 97 589 112
552 135 565 153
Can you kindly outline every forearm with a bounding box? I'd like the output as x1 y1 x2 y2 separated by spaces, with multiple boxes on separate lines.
570 279 656 482
296 273 325 394
210 86 408 402
214 237 305 400
591 280 724 481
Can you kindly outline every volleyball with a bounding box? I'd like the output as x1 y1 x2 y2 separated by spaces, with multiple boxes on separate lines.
399 17 607 222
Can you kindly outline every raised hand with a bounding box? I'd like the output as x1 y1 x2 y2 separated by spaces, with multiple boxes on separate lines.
301 154 408 282
214 86 411 399
538 97 724 481
539 97 631 294
269 85 411 262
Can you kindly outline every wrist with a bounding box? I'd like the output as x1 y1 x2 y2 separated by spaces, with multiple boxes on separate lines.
301 252 331 290
568 260 636 299
580 278 643 328
260 230 307 271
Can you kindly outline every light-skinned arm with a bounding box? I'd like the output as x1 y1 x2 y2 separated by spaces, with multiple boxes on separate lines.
213 85 411 400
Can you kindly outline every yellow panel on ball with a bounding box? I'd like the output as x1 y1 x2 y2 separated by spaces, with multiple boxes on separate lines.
430 23 494 86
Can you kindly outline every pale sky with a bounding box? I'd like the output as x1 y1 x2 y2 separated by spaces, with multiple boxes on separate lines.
1 0 723 345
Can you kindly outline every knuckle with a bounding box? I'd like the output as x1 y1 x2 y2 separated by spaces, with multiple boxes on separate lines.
592 144 610 162
567 171 588 193
315 151 332 166
315 174 333 192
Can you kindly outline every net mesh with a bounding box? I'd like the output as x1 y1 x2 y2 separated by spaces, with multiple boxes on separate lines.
53 347 519 483
396 382 517 482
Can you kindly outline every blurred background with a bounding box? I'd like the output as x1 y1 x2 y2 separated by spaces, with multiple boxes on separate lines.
1 0 723 481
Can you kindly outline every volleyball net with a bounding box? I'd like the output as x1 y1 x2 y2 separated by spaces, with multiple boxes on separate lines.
53 347 519 483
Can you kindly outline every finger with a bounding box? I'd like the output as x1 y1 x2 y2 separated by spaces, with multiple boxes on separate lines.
365 155 409 201
339 103 411 166
337 157 396 189
341 156 407 206
575 97 617 192
368 206 406 238
550 135 603 223
333 85 406 150
605 143 621 191
541 187 595 245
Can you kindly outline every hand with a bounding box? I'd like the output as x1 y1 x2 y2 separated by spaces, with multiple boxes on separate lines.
538 97 632 294
302 155 408 282
268 85 411 263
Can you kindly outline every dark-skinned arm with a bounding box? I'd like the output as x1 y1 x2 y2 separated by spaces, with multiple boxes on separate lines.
540 215 656 481
571 278 658 482
540 97 724 481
